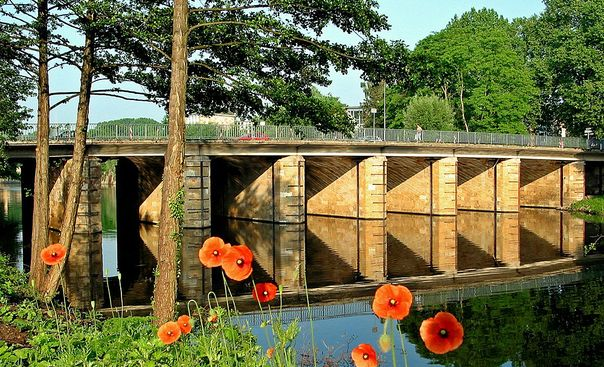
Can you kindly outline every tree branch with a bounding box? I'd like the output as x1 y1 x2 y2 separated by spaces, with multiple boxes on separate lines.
189 4 269 13
189 41 243 51
89 92 155 103
50 93 79 110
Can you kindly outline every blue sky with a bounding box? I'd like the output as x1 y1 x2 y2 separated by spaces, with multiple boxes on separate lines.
32 0 546 124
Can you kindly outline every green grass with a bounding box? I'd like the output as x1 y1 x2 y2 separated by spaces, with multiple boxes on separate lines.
569 196 604 216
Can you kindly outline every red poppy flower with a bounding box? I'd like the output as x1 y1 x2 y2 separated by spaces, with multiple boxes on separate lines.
351 343 378 367
157 321 181 345
198 236 230 268
177 315 193 334
372 284 413 320
420 311 464 354
207 314 218 323
221 244 253 281
40 243 67 266
266 347 275 359
252 282 278 303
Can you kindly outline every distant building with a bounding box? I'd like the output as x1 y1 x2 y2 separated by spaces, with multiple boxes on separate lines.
346 106 363 129
185 113 264 127
185 113 236 125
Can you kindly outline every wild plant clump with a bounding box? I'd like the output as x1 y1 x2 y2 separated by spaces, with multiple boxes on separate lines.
0 253 30 304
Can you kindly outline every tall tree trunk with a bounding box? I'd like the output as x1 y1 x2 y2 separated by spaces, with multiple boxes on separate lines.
29 0 50 292
458 70 469 132
43 22 95 299
153 0 188 324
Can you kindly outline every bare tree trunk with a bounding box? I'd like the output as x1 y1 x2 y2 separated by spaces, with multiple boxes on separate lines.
30 0 50 292
458 70 469 132
441 82 449 102
43 22 95 299
153 0 188 324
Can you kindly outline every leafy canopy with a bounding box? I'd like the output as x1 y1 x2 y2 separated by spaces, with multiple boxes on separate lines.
114 0 405 133
410 8 538 133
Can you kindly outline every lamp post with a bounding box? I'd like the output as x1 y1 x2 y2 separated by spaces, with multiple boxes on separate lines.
383 80 386 140
371 108 377 139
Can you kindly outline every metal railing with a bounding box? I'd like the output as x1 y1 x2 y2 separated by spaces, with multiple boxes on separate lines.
14 123 590 149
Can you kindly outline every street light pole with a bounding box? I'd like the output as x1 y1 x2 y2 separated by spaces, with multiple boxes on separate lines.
371 108 377 139
383 80 386 140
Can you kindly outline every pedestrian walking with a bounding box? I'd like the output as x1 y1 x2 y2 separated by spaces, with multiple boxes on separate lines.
415 124 423 142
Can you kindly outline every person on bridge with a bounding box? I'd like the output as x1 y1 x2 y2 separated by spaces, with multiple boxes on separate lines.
415 124 423 142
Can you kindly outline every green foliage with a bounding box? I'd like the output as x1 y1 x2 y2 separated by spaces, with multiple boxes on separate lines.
569 195 604 215
266 87 354 133
0 57 32 177
409 8 538 133
95 118 160 127
0 253 30 304
517 0 604 137
0 301 272 366
117 0 401 133
392 94 456 131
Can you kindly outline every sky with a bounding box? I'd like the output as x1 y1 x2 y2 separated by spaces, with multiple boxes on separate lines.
29 0 546 124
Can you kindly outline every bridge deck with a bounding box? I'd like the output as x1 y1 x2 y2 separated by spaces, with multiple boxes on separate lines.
6 139 604 161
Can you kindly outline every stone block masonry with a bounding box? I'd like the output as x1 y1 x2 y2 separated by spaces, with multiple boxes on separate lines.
48 157 103 308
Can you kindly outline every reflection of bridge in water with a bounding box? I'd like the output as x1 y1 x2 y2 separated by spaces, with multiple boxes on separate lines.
240 265 602 326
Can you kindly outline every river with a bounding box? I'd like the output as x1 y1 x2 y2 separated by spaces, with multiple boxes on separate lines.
2 181 604 366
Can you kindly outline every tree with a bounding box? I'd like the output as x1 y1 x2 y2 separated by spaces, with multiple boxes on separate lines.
393 94 456 131
2 0 164 296
410 8 539 133
517 0 604 136
266 87 352 132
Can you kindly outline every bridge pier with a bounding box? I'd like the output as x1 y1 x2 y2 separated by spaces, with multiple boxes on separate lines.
496 213 520 267
306 156 386 219
180 155 212 298
214 155 305 223
47 157 103 308
520 160 585 209
387 157 457 215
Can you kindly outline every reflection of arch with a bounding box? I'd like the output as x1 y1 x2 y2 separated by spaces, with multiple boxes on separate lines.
519 227 561 264
456 234 498 270
305 229 357 287
387 233 432 277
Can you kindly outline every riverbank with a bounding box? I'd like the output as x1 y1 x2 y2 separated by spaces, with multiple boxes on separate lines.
569 195 604 219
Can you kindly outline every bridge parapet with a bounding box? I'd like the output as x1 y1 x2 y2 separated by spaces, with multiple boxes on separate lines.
14 123 589 149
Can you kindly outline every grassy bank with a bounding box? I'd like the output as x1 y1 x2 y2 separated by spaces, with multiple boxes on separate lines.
0 253 293 366
569 196 604 216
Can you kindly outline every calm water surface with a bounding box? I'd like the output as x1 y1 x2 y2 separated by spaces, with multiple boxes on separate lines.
2 182 604 366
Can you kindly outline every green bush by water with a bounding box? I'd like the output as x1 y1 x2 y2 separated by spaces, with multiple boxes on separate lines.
569 196 604 216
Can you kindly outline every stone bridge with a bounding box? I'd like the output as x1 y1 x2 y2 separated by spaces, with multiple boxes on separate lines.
7 138 604 306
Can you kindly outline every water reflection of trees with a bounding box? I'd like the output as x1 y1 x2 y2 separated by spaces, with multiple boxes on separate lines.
0 209 20 263
401 269 604 366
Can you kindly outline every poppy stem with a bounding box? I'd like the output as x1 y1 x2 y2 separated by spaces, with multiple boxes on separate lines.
390 319 397 367
104 269 115 318
396 323 409 367
48 300 64 351
59 274 71 331
302 266 317 367
117 271 124 318
220 271 233 322
187 299 206 337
